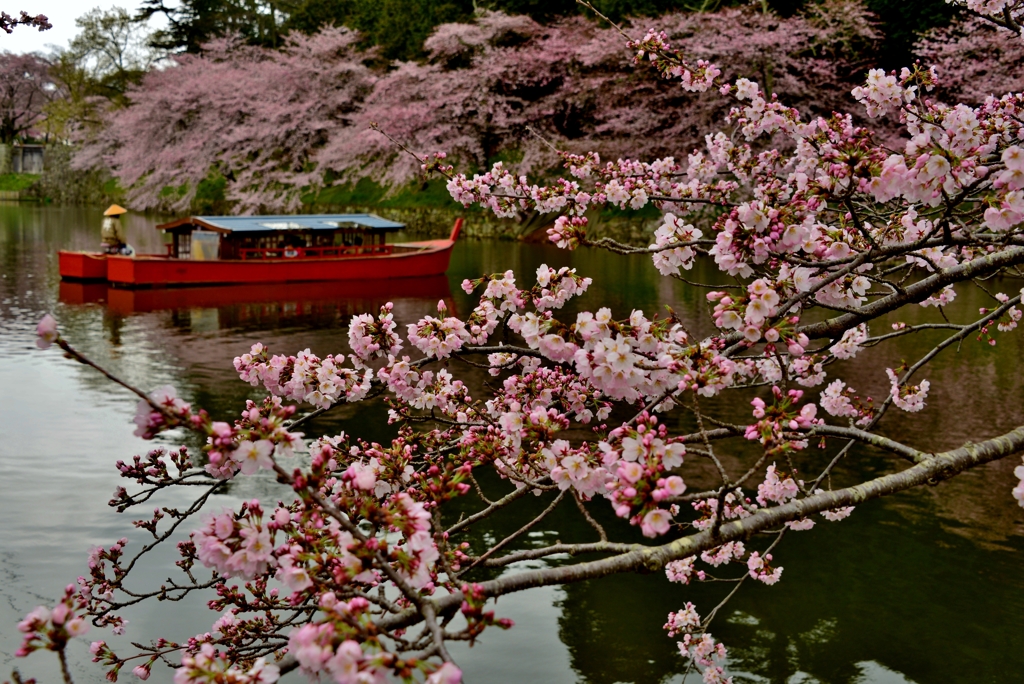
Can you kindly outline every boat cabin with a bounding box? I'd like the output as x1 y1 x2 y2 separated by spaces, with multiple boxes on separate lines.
155 214 405 261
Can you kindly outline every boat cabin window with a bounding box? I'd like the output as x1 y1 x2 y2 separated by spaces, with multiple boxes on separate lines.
191 231 220 261
165 223 393 260
174 230 191 259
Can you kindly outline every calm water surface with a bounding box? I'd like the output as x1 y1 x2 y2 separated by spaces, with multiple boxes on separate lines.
1 204 1023 683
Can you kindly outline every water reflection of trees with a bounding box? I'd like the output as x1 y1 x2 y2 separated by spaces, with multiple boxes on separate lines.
558 572 683 684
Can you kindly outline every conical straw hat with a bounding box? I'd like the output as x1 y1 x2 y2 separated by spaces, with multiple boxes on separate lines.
104 204 128 216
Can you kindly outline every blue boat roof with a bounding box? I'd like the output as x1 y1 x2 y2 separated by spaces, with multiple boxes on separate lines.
156 213 405 233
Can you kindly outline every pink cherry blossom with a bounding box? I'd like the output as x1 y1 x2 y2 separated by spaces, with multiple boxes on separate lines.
35 313 58 349
756 464 800 506
231 440 275 475
665 557 706 585
664 602 701 637
886 368 931 413
641 508 672 537
427 662 463 684
746 552 783 585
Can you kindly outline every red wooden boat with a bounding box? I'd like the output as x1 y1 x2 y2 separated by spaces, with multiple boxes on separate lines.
58 214 462 287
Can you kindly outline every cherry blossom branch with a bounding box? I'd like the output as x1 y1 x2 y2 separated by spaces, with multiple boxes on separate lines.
899 293 1022 386
573 491 608 542
957 1 1024 33
459 490 567 576
481 541 638 568
378 423 1024 632
53 338 181 423
0 11 50 34
797 247 1024 341
270 462 427 608
802 425 927 463
21 16 1024 683
446 485 538 535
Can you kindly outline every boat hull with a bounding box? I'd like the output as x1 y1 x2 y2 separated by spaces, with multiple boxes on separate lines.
58 251 108 280
59 238 457 287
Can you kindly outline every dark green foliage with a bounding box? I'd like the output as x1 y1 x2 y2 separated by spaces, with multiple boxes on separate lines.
309 176 386 206
286 0 474 60
137 0 297 52
481 0 576 21
862 0 958 68
483 0 763 23
138 0 230 53
194 172 228 213
284 0 350 34
137 0 962 66
764 0 959 68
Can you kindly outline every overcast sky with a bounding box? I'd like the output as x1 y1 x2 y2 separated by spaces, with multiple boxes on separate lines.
2 1 167 55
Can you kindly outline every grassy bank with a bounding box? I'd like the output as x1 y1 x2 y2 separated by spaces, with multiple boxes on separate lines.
0 173 40 193
304 178 459 211
140 174 664 245
301 177 663 245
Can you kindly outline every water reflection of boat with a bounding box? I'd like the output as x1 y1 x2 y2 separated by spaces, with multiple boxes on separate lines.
59 214 462 286
59 274 455 319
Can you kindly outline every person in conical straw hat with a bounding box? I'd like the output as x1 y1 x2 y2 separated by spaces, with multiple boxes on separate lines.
101 204 129 254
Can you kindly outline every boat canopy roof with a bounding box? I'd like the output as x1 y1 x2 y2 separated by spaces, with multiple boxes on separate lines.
156 213 405 234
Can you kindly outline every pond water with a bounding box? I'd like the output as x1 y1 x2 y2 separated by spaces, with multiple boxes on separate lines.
1 203 1023 684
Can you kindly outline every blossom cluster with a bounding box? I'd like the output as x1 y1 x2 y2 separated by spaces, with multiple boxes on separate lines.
348 302 403 365
15 586 90 658
679 633 731 684
600 416 687 536
204 396 304 479
851 68 922 118
174 644 279 684
132 384 193 439
651 213 703 275
820 379 874 426
193 502 276 580
885 368 931 413
235 344 373 409
744 386 821 449
287 597 396 683
408 300 473 359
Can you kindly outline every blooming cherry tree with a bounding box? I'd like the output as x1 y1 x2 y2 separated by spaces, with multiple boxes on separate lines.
16 3 1024 684
77 4 879 213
